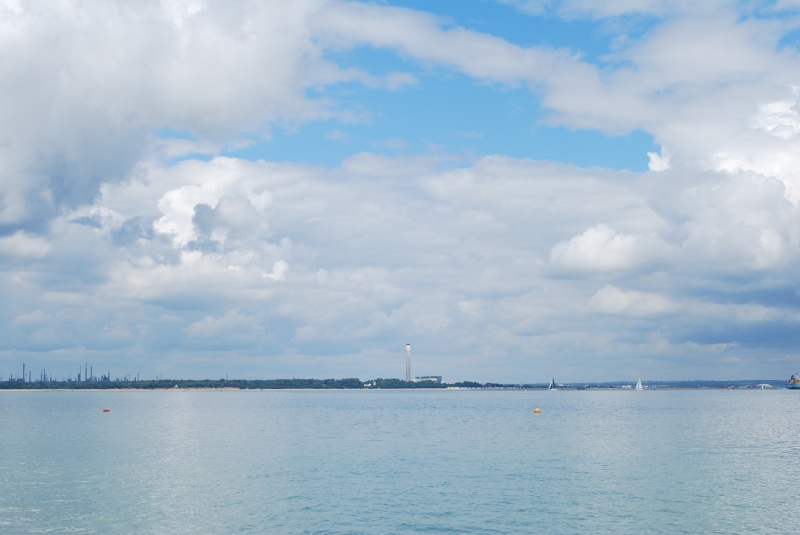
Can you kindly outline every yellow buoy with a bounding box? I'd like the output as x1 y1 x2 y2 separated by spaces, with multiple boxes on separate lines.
534 407 541 414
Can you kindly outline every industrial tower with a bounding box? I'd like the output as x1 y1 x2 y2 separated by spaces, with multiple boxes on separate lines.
405 344 411 382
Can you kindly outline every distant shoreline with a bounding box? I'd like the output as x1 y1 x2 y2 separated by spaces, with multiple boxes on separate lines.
0 388 795 392
0 378 483 391
0 378 793 392
0 377 788 391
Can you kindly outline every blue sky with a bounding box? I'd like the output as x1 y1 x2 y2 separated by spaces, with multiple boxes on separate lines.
224 73 660 170
2 0 800 382
175 0 662 170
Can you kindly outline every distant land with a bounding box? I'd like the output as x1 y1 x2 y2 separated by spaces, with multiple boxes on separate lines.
0 378 794 390
0 378 481 390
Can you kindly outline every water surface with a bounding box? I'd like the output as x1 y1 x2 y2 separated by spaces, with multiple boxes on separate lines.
1 389 798 533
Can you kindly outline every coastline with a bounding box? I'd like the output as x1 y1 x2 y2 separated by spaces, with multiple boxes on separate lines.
0 386 793 392
1 377 793 391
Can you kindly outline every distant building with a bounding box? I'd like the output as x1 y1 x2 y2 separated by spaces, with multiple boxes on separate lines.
412 376 442 383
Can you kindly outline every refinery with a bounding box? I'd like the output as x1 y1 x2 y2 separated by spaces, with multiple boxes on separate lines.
1 362 141 384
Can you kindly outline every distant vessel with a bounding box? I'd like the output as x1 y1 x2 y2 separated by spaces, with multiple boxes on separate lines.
548 378 557 391
636 378 643 390
789 374 800 389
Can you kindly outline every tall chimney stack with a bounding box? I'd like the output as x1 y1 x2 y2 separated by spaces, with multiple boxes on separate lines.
405 344 411 382
22 363 25 383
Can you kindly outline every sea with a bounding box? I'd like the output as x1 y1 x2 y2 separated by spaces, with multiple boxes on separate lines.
1 389 799 534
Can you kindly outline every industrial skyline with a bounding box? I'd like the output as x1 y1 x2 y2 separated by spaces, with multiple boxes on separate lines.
1 362 140 383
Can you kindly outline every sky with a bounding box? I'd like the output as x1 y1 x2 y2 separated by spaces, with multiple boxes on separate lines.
2 0 800 382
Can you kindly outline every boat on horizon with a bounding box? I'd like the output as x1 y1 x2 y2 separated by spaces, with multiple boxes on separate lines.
548 378 557 391
636 378 643 390
788 374 800 389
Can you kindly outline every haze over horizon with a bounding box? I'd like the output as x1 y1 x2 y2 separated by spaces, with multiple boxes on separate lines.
2 0 800 383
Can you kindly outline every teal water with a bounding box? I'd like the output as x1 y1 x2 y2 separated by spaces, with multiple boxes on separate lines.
1 390 798 534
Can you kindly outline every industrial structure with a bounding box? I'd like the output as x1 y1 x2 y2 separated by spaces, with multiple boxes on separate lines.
405 344 411 382
412 376 442 383
1 361 130 383
403 344 442 383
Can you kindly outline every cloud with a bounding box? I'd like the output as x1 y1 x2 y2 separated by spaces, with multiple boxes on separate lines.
12 310 51 326
753 96 800 141
326 129 348 141
459 299 486 320
647 147 672 171
383 71 419 90
184 309 266 347
185 309 260 339
0 0 398 223
152 158 273 247
589 285 677 316
0 231 50 258
263 260 289 282
313 2 571 86
550 224 673 273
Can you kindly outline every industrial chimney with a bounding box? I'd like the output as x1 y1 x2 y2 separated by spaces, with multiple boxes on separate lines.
405 344 411 382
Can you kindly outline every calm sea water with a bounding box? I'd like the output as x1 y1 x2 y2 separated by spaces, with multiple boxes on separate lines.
1 389 799 534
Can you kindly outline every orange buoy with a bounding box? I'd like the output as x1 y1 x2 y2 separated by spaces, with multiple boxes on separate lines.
103 409 110 412
534 407 541 414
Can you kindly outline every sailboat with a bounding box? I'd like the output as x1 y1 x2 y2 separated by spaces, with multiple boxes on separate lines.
548 378 557 391
636 378 643 390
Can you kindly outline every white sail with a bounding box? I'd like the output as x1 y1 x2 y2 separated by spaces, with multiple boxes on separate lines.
636 378 643 390
548 377 556 390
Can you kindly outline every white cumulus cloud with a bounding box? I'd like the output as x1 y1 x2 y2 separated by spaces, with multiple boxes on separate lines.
589 285 677 317
550 224 672 273
0 231 50 258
